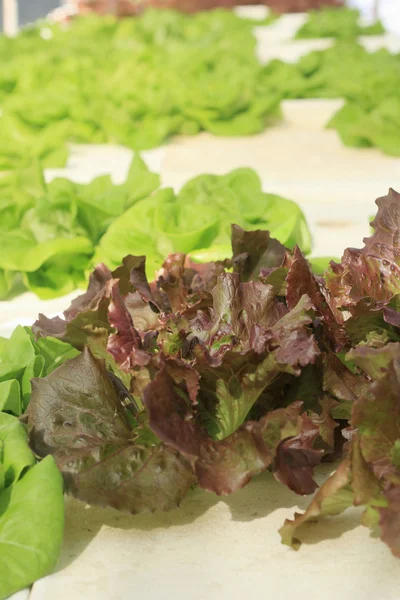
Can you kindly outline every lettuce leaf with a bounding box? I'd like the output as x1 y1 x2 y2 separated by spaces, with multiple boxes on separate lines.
0 325 79 417
280 189 400 559
264 42 400 156
27 349 195 513
326 188 400 308
0 413 64 600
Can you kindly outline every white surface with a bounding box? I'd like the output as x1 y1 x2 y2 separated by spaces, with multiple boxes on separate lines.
350 0 400 35
29 466 400 600
233 4 270 20
8 591 30 600
2 0 19 36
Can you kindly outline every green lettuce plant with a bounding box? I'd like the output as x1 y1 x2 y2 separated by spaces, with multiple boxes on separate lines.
0 159 311 299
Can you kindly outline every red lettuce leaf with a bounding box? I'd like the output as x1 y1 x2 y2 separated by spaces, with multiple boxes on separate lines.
231 224 287 282
280 454 353 549
273 413 324 495
327 189 400 308
27 349 194 513
282 352 400 556
107 279 150 370
286 246 347 351
344 299 400 346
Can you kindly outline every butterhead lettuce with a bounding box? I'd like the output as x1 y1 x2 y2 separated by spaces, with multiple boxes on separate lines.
0 159 311 299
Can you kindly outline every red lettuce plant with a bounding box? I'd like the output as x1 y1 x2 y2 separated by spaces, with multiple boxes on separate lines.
27 189 400 558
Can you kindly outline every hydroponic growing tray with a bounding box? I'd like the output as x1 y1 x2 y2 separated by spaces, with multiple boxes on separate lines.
3 9 400 600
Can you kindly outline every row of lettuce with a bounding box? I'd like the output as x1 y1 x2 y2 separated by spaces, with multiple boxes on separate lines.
1 157 314 299
3 187 400 595
0 7 397 177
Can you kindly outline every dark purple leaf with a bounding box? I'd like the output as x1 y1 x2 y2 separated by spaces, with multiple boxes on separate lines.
107 279 150 370
27 349 194 513
231 225 286 282
286 246 347 351
384 307 400 329
273 414 323 495
65 263 113 320
327 189 400 308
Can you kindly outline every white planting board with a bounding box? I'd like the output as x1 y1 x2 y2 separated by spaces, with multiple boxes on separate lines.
30 464 400 600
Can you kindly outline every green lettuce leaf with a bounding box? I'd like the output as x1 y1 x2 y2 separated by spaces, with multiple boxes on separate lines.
0 452 64 600
0 412 64 599
0 380 21 416
296 7 384 40
0 412 35 486
0 6 396 190
0 326 35 382
0 325 79 416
